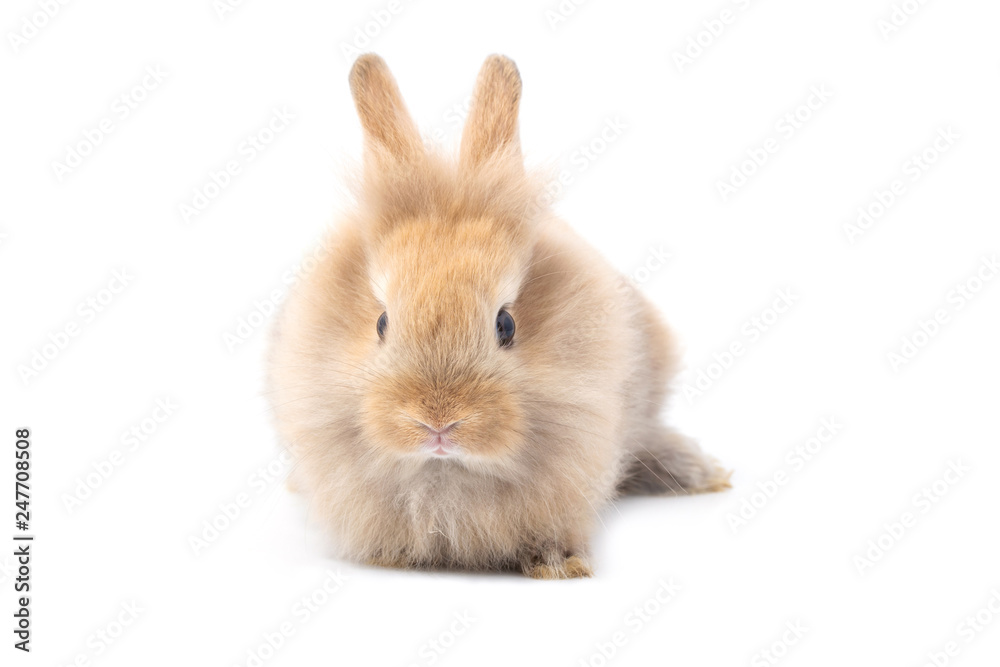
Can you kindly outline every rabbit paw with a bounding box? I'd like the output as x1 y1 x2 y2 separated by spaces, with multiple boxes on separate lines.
522 553 593 579
619 429 732 496
696 459 733 494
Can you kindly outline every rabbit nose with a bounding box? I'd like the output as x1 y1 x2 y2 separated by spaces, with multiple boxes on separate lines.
420 420 460 435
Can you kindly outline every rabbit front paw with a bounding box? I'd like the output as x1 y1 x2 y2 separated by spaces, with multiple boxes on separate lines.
522 552 593 579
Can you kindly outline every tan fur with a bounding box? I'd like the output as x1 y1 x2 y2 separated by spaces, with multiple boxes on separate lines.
267 54 729 579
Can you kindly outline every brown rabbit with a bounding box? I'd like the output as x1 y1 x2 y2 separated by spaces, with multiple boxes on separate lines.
267 54 730 579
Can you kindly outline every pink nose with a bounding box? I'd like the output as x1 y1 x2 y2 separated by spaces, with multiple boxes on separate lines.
419 421 461 456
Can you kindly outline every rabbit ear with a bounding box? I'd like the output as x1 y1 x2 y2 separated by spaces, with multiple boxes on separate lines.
460 55 522 169
349 54 423 165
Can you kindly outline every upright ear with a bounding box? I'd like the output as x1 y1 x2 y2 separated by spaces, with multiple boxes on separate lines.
460 55 522 169
349 54 423 165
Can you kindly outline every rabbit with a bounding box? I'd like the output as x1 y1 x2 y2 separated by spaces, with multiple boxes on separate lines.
267 53 731 579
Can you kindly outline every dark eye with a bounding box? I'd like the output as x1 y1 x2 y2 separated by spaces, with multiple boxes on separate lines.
377 312 388 340
496 309 515 347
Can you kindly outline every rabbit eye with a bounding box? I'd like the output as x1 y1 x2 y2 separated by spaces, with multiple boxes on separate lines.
377 312 388 340
496 309 515 347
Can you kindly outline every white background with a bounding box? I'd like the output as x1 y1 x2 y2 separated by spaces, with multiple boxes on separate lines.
2 0 999 665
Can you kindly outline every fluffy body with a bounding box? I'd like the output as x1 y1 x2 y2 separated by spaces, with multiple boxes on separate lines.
267 54 729 579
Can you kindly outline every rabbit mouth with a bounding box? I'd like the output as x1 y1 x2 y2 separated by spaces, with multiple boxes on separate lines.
413 419 463 457
421 437 459 458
